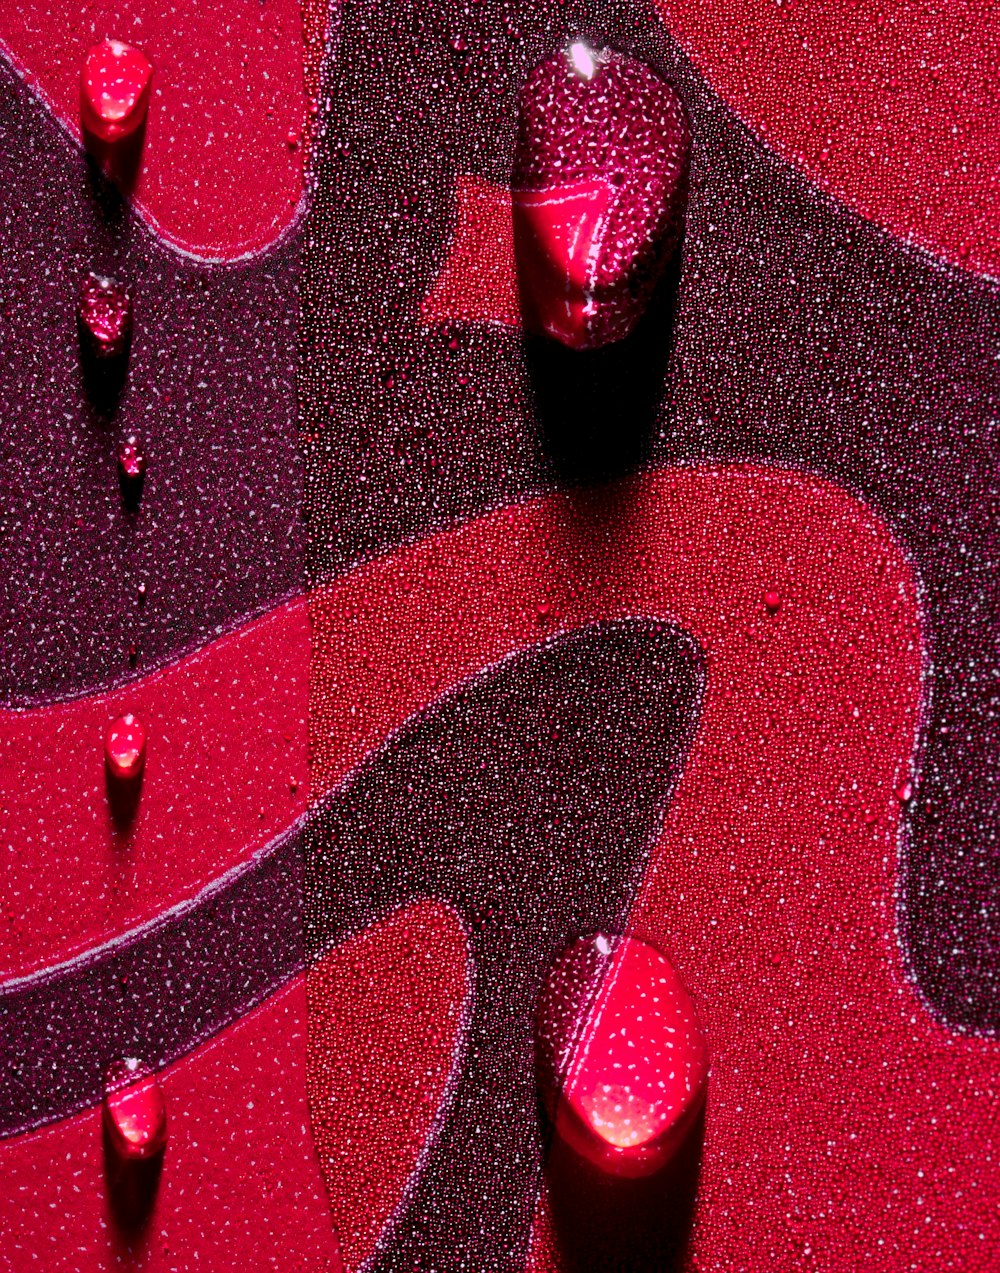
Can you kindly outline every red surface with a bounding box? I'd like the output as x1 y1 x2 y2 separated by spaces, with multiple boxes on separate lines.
653 0 1000 277
306 466 999 1268
0 978 342 1271
5 467 998 1266
0 1 310 259
308 901 470 1272
422 174 520 329
0 599 309 980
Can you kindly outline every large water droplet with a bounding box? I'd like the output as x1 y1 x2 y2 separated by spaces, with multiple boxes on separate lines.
536 933 708 1177
511 47 690 350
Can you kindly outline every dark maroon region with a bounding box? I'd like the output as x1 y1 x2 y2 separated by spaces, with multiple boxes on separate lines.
301 0 1000 1033
0 55 305 707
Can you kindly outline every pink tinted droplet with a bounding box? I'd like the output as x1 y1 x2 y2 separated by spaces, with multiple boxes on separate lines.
80 40 153 145
78 274 132 360
103 1058 167 1160
764 590 782 613
117 435 146 480
536 933 708 1177
512 44 690 350
104 713 147 781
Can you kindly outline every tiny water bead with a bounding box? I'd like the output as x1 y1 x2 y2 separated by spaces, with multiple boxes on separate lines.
535 933 709 1178
104 712 147 780
80 40 153 145
78 273 132 360
511 43 690 350
102 1057 167 1161
117 434 147 509
117 436 146 481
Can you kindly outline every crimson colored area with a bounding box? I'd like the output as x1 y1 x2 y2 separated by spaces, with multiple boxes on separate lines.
4 468 999 1267
0 600 309 980
654 0 1000 277
308 902 470 1272
0 0 309 257
422 174 521 327
304 468 999 1268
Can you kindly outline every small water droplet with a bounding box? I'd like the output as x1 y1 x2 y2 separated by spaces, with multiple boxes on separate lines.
104 713 147 781
79 274 132 361
103 1057 167 1160
117 436 146 481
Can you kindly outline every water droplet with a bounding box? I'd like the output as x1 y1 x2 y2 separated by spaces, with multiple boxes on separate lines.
536 933 709 1176
80 40 153 145
117 436 146 480
104 712 147 781
103 1057 167 1160
512 46 690 350
79 274 132 361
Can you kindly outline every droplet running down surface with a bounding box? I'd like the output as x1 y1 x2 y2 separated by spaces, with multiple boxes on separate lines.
536 933 709 1177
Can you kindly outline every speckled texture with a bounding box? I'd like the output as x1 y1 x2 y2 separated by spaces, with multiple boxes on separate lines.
302 0 1000 1035
3 0 1000 1266
0 814 306 1138
300 467 999 1270
0 52 305 707
0 0 310 256
306 620 703 1271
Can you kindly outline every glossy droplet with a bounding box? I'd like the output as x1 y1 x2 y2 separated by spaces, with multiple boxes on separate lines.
512 45 690 350
117 435 146 481
764 590 782 613
536 933 708 1177
81 40 153 145
79 274 132 360
103 1057 167 1160
104 712 147 780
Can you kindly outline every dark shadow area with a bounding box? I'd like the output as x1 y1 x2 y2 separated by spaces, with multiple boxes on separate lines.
83 117 147 201
543 1102 706 1273
78 335 130 418
102 1118 163 1241
518 232 686 485
105 763 143 833
118 467 146 511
